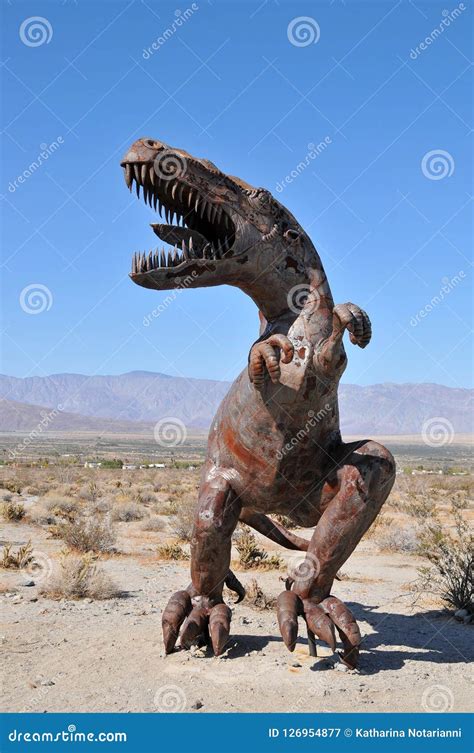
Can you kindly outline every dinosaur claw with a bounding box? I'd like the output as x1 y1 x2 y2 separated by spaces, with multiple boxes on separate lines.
277 591 302 652
303 602 336 651
162 590 192 654
180 607 209 649
209 604 232 655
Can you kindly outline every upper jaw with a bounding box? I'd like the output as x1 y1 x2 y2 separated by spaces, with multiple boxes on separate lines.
121 140 239 283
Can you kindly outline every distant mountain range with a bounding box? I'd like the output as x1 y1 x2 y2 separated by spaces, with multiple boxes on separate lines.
0 371 472 436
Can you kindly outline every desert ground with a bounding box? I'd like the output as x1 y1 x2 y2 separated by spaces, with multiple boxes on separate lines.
1 433 472 713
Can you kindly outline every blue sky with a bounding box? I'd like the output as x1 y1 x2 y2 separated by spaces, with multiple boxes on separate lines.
1 0 472 388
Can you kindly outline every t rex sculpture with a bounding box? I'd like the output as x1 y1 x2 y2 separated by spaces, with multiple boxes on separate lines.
121 138 396 668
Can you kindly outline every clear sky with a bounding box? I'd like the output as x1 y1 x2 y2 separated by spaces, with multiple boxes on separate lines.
1 0 472 388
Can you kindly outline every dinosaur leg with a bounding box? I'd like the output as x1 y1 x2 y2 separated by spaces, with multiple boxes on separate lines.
162 472 241 656
277 440 395 667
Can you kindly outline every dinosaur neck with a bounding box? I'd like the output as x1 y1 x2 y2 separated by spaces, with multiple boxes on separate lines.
236 245 334 322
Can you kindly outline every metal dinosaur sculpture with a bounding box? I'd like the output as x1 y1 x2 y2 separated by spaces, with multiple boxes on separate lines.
121 138 396 668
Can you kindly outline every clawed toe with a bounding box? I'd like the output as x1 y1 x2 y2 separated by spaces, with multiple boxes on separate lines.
276 591 361 667
162 591 232 656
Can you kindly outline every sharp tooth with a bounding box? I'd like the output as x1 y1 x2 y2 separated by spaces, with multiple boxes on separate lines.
147 251 153 270
153 192 158 210
141 165 148 185
134 164 140 183
140 253 146 272
170 210 175 225
182 240 189 260
199 200 206 219
194 195 200 214
135 181 140 199
172 245 179 265
167 249 173 267
132 253 137 273
165 207 170 224
153 252 158 269
187 189 194 207
172 183 178 200
160 249 166 267
158 198 164 217
149 166 155 186
206 202 213 222
179 184 185 202
125 164 132 189
143 184 150 205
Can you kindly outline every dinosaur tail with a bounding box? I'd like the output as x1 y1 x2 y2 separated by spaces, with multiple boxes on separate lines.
239 510 310 552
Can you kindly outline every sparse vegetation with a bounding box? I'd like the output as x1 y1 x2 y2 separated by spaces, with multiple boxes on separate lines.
1 541 34 569
234 526 283 570
171 497 195 541
2 500 26 521
157 542 190 560
245 578 276 610
57 516 116 553
111 502 145 522
42 554 119 600
416 505 473 615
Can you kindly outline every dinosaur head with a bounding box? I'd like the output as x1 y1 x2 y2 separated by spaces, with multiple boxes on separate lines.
121 138 332 320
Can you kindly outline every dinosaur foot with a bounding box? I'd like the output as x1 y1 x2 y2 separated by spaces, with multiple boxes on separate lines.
162 590 232 656
276 591 361 669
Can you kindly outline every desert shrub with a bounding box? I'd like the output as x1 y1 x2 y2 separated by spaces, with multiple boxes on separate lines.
43 554 118 600
377 526 419 553
245 578 276 610
416 506 473 614
171 498 195 542
1 541 33 569
111 502 145 522
78 481 101 502
43 496 80 521
273 514 297 530
1 480 22 494
29 504 57 526
401 495 435 521
2 501 26 521
57 515 116 553
234 526 282 570
157 542 189 560
141 516 166 532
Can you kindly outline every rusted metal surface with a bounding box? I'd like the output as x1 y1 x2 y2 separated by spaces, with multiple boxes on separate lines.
121 138 396 667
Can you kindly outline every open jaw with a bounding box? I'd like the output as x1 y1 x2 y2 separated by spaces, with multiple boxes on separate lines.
121 161 236 278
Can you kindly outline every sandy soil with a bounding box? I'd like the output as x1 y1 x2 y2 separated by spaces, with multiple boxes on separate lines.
1 512 472 715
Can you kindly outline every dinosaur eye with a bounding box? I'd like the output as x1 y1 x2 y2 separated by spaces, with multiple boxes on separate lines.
146 139 155 147
284 229 300 242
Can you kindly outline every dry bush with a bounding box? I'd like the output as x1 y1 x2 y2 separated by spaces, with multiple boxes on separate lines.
377 526 419 553
1 541 33 569
416 506 473 615
171 497 196 541
273 514 297 530
78 480 101 502
141 516 166 532
111 502 145 522
234 526 282 570
43 495 81 520
157 542 189 560
28 504 57 526
57 515 116 553
245 578 276 610
43 554 118 600
2 500 26 521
